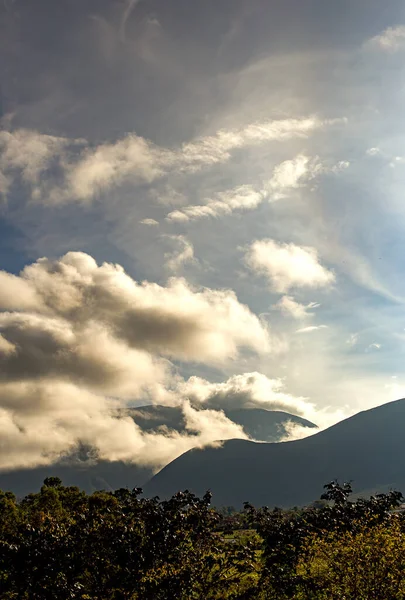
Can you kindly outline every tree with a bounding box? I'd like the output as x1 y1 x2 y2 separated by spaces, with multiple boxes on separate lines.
297 518 405 599
244 481 404 598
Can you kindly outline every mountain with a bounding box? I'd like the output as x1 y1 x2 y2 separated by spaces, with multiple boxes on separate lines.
144 399 405 508
0 407 315 497
126 405 316 441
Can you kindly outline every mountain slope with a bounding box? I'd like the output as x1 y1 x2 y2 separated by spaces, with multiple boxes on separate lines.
144 399 405 507
0 407 315 497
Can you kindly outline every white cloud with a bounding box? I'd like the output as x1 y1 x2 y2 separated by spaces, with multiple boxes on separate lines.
0 312 166 397
166 185 264 222
140 218 159 226
0 270 44 311
245 239 335 293
368 25 405 52
164 235 195 272
0 382 248 472
0 252 277 471
0 252 270 364
0 116 342 205
367 342 382 351
265 154 313 200
366 147 381 157
296 325 328 334
329 160 350 174
165 154 318 224
275 295 317 320
180 402 246 443
174 371 314 416
179 117 325 171
166 209 190 223
0 129 74 187
172 372 354 441
166 154 349 224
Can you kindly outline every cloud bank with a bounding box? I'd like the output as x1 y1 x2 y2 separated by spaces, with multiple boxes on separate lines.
0 252 270 364
0 251 279 471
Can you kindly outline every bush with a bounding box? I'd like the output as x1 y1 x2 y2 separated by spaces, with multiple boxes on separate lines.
296 518 405 599
1 479 405 599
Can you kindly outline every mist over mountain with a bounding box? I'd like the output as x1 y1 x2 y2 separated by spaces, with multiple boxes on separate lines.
144 399 405 507
126 405 316 441
0 406 314 497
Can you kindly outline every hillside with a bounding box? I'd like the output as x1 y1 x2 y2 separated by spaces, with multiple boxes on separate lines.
0 407 315 497
144 398 405 507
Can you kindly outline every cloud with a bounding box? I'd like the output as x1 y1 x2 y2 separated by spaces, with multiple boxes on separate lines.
0 334 15 356
180 402 246 443
0 252 270 364
174 371 315 417
172 372 353 442
274 295 317 320
1 251 346 471
61 134 167 203
366 147 381 157
367 342 382 351
368 25 405 52
0 381 248 472
165 155 313 223
0 170 10 197
346 333 359 347
296 325 328 334
0 271 44 311
166 185 264 222
165 154 348 223
179 117 326 170
265 154 313 200
164 235 195 272
276 419 318 442
0 116 341 205
245 239 335 293
151 185 187 207
140 218 159 226
0 129 74 187
0 251 278 471
0 312 166 397
119 0 142 42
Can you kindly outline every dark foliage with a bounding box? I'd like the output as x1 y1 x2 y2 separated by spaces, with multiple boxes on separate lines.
1 479 404 599
0 480 257 599
243 480 404 598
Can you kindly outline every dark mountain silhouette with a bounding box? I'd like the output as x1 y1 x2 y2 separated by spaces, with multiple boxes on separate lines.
144 399 405 508
0 407 314 497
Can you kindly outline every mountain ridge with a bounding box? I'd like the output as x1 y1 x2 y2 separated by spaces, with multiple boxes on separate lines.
0 406 315 497
144 398 405 507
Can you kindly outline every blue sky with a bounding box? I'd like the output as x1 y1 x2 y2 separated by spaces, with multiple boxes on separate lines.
1 0 405 470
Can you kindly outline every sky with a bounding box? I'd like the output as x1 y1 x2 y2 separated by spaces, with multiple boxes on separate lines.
1 0 405 472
